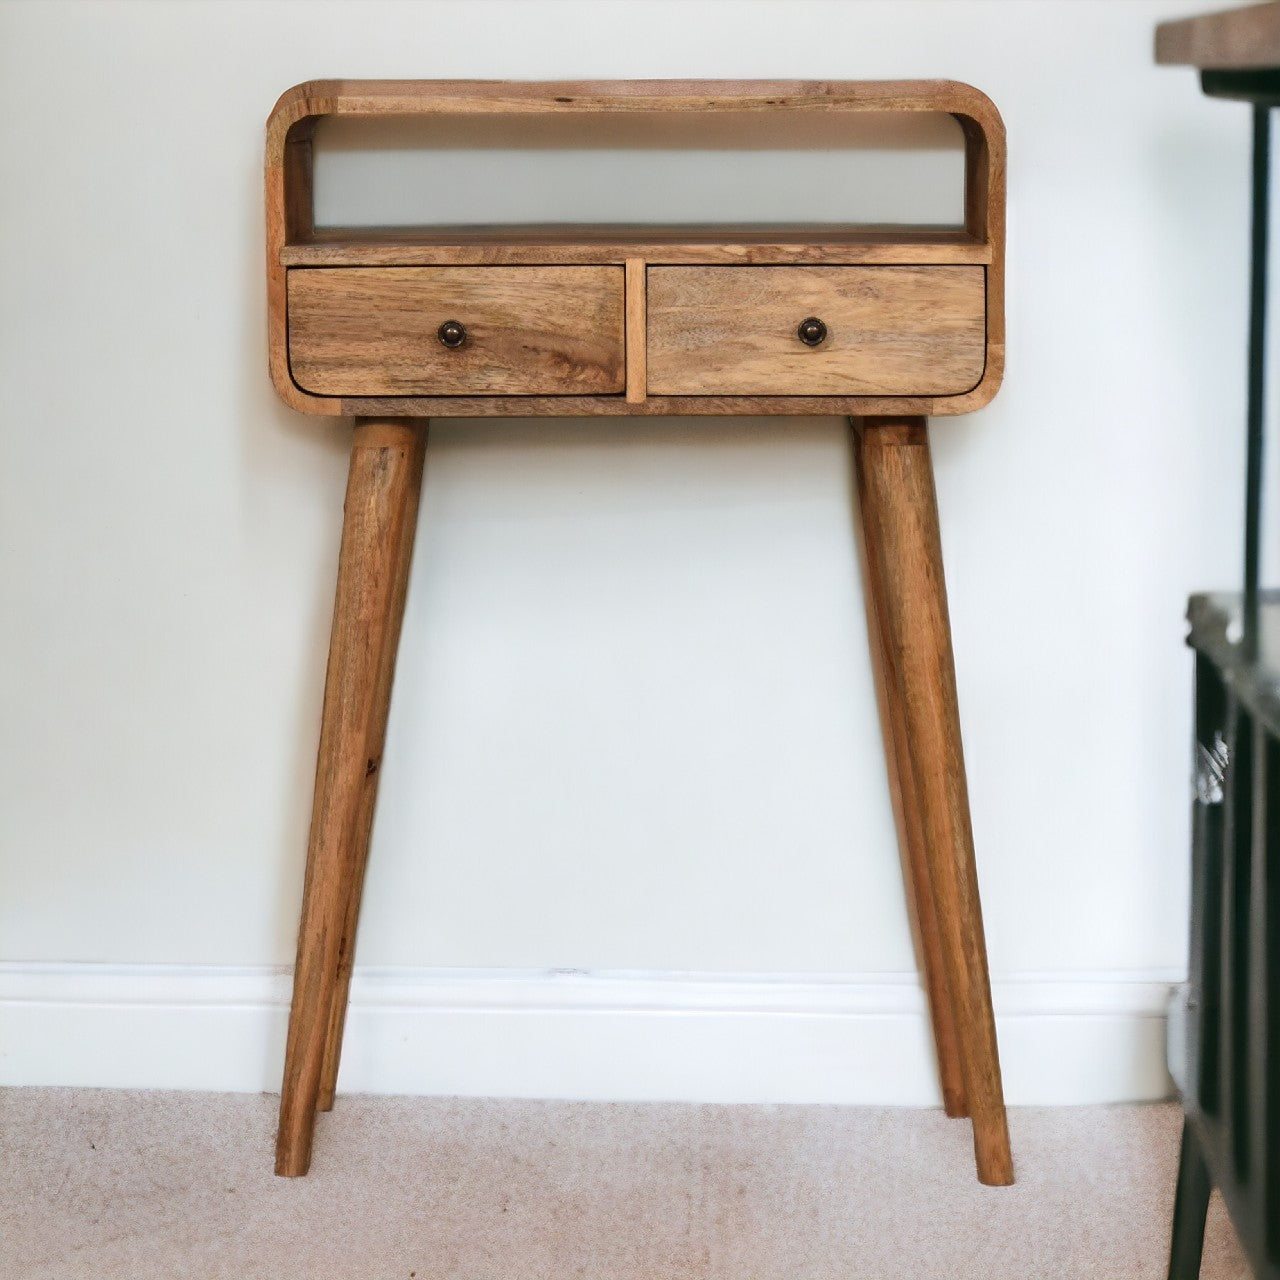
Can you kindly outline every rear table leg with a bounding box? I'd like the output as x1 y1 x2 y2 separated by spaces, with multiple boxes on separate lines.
854 415 1013 1186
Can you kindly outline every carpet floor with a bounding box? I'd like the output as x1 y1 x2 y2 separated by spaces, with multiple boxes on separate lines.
0 1090 1251 1279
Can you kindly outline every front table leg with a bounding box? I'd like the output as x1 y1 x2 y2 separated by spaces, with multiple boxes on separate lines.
853 424 968 1121
276 417 427 1177
853 415 1013 1186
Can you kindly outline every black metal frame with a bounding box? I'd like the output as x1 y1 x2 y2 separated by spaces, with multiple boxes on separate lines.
1200 69 1280 657
1169 67 1280 1280
1179 598 1280 1280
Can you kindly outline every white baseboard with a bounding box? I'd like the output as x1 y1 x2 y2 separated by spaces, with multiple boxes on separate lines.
0 964 1178 1106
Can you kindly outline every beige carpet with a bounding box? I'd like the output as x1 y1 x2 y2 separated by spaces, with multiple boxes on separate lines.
0 1090 1250 1279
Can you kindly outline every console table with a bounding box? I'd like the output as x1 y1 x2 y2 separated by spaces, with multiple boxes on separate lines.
265 79 1013 1186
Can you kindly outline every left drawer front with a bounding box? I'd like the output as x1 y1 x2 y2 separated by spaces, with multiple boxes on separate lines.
287 266 626 397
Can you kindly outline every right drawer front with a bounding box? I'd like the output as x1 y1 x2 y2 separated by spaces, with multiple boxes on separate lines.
646 265 986 397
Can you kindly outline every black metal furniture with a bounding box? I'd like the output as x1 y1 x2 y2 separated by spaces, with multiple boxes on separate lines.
1157 6 1280 1278
1178 594 1280 1280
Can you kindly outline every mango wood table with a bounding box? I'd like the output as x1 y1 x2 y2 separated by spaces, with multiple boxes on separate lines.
265 79 1013 1185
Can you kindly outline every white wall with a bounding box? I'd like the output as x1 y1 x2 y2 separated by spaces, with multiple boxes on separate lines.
0 0 1252 1103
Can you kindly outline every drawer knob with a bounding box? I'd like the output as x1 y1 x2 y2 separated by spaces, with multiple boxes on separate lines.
797 316 827 347
438 319 467 348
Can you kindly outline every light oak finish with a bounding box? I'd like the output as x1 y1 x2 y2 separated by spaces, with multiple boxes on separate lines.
288 266 625 397
315 423 426 1113
625 259 647 404
267 80 1011 1187
647 266 985 397
853 424 967 1120
276 418 426 1178
281 227 992 268
306 391 995 419
853 416 1012 1187
1156 1 1280 68
265 79 1005 418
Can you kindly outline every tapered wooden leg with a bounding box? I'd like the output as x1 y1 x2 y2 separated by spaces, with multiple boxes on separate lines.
1166 1121 1210 1280
852 422 968 1120
853 415 1013 1187
315 421 426 1113
276 417 427 1177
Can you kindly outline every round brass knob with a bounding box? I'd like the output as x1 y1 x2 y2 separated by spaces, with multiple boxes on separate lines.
797 316 827 347
438 320 467 348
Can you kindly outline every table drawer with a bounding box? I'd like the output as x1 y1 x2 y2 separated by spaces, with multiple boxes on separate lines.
288 266 626 396
646 266 986 397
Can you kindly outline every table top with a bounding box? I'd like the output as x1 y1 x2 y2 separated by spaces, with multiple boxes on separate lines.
1156 1 1280 69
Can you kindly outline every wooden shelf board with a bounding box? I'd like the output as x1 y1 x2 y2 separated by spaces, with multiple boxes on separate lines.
281 225 990 267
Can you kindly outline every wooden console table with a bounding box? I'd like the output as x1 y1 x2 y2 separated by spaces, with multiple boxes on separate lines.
265 79 1013 1186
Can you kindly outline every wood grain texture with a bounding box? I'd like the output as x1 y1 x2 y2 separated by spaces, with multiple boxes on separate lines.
267 117 316 417
625 259 646 403
647 266 985 396
288 266 625 397
321 390 996 417
852 422 967 1120
960 107 1005 410
276 418 427 1178
1156 1 1280 68
266 79 1005 131
316 421 427 1112
853 416 1012 1187
281 228 992 268
265 80 1005 419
